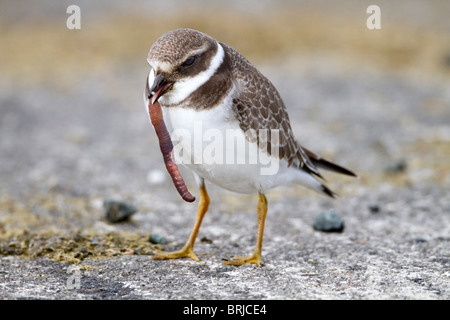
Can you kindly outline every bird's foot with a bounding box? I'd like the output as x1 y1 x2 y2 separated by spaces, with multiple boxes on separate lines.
223 254 264 267
151 246 200 262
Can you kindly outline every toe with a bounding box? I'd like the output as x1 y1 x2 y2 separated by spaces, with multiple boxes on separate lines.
151 247 200 261
223 255 264 267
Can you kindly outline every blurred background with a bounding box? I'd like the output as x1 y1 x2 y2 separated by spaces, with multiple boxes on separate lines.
0 0 449 261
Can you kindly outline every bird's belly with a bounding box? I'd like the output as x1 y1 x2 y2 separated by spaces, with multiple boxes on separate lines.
164 105 278 193
186 162 262 193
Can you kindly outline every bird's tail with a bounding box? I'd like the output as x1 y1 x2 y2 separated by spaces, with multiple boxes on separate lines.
299 147 357 198
303 147 357 178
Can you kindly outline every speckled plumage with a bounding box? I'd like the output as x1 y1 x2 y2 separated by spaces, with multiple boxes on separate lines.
221 42 317 175
148 29 210 67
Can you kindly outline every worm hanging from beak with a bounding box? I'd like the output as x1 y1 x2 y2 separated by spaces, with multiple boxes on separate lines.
147 99 196 203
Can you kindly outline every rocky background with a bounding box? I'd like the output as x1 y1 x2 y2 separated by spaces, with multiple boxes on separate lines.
0 0 449 299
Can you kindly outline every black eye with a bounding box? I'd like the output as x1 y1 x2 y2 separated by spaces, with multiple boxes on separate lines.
182 55 196 67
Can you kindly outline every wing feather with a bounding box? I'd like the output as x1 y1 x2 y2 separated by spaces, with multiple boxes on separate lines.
221 42 321 177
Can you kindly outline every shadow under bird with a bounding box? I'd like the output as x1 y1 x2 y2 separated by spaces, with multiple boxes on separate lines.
144 28 356 267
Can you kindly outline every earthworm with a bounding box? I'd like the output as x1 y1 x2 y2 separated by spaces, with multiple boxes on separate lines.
147 100 196 203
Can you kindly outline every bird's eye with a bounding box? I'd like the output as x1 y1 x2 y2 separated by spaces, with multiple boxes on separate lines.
182 56 196 67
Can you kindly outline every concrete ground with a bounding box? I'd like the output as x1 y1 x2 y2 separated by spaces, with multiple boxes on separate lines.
0 0 449 300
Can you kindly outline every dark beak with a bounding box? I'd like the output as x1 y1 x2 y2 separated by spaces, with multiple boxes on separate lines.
148 74 173 105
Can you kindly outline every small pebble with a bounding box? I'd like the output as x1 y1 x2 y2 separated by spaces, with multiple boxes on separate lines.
313 210 344 233
218 265 234 272
413 237 427 243
368 203 380 213
103 200 137 223
385 159 407 173
200 236 213 244
149 233 167 245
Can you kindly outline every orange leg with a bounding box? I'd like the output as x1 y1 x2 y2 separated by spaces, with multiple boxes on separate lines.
152 181 210 261
224 192 268 267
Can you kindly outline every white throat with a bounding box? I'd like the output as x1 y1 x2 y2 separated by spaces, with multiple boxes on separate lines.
147 42 225 107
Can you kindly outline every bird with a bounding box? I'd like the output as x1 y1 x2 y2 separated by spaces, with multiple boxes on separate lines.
143 28 356 267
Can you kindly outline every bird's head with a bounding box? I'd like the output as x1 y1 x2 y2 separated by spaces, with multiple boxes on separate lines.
145 28 224 106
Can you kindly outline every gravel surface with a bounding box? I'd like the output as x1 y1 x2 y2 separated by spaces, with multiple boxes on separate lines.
1 1 449 301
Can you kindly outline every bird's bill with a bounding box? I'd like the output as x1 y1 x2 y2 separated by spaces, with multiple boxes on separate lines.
148 74 173 105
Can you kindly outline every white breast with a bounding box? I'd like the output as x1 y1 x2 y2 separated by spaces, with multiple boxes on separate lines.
163 92 253 192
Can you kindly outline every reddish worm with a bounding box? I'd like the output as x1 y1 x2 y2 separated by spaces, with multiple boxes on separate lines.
148 100 196 203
